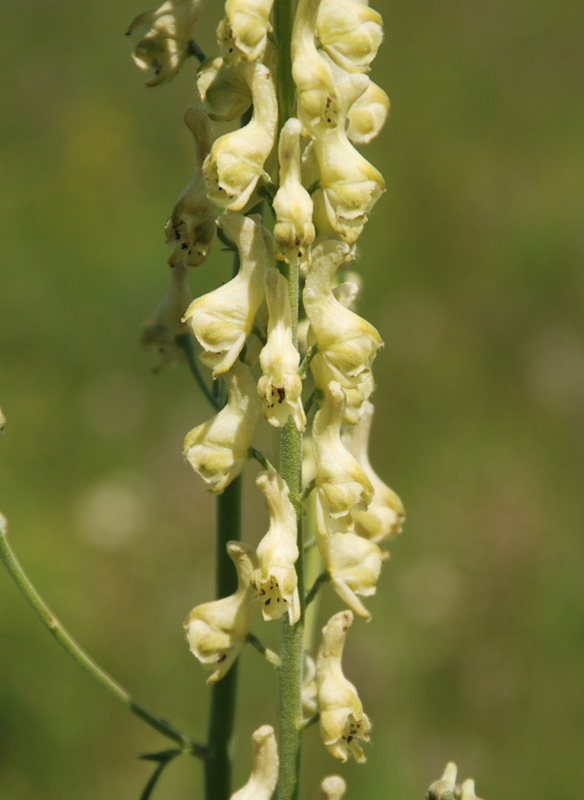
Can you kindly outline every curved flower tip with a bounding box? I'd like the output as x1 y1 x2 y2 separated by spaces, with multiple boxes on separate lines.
316 610 371 762
317 0 383 74
427 763 457 800
316 775 347 800
140 262 191 372
183 213 272 376
184 540 259 684
126 0 204 87
183 360 260 492
165 108 217 268
258 267 306 432
219 0 275 63
251 471 300 625
230 725 279 800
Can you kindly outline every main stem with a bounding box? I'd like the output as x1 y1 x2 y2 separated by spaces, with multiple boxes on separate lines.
274 3 303 795
204 476 242 800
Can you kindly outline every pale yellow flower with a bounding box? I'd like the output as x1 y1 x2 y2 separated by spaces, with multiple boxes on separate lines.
427 763 458 800
183 213 273 376
184 541 259 684
257 267 306 432
126 0 203 86
140 262 191 372
316 775 347 800
273 117 315 264
196 56 251 121
459 779 483 800
230 725 279 800
0 406 5 434
218 0 275 63
165 107 217 268
251 471 300 625
316 492 384 619
341 401 405 543
183 360 260 492
316 610 371 762
317 0 383 74
302 652 318 718
346 79 389 144
203 62 278 211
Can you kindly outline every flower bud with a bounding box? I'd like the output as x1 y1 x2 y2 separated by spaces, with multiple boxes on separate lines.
312 382 373 516
165 107 217 268
230 725 279 800
203 62 278 211
427 763 457 800
184 540 259 683
273 118 315 264
317 0 383 74
304 240 383 388
458 780 483 800
316 610 371 762
126 0 203 87
196 56 252 121
218 0 275 63
258 267 306 432
316 775 347 800
183 360 260 492
251 471 301 625
184 213 273 376
140 262 191 372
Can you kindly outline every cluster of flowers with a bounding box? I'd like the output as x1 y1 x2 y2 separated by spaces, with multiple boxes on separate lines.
129 0 404 794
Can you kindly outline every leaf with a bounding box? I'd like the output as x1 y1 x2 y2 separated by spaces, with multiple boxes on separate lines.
138 749 182 800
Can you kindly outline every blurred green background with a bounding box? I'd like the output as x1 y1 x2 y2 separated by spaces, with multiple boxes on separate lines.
1 0 583 797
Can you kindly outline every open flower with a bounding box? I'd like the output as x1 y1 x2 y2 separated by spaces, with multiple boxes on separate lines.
183 213 273 376
273 117 315 264
230 725 278 800
218 0 275 63
183 360 260 492
140 262 191 372
312 381 373 516
316 492 384 619
316 776 347 800
184 541 259 684
251 471 300 625
203 61 277 211
341 400 405 543
165 107 217 268
317 0 383 74
126 0 203 86
257 267 306 432
304 240 383 388
316 610 372 762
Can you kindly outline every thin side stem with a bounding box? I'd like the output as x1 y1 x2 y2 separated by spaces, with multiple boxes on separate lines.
0 526 205 756
305 571 330 608
246 632 282 669
176 333 220 410
204 476 242 800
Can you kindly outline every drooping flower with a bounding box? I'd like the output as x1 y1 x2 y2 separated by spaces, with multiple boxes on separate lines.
251 471 301 625
341 401 405 543
203 61 278 211
312 381 373 516
183 213 273 376
316 492 384 619
218 0 275 63
304 240 383 388
183 360 260 492
140 262 191 372
272 117 315 265
316 610 372 762
257 267 306 432
316 0 383 74
316 775 347 800
196 55 252 121
230 725 279 800
126 0 203 87
165 107 217 268
184 541 259 684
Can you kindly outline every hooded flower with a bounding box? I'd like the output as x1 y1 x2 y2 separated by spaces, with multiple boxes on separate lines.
230 725 279 800
196 55 252 121
346 79 389 144
203 61 278 211
304 240 383 388
140 262 191 372
165 107 217 268
316 610 371 762
341 401 405 543
316 0 383 74
183 360 260 492
257 267 306 432
126 0 203 86
312 381 373 516
272 117 315 265
251 471 301 625
218 0 275 63
183 213 273 376
184 541 259 683
316 776 347 800
316 492 384 619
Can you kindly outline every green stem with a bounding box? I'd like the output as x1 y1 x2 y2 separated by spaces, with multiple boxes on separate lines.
246 632 282 669
176 333 220 411
0 525 205 756
305 571 330 608
204 476 242 800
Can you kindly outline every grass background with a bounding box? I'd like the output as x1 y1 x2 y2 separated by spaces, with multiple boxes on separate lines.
1 0 583 797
